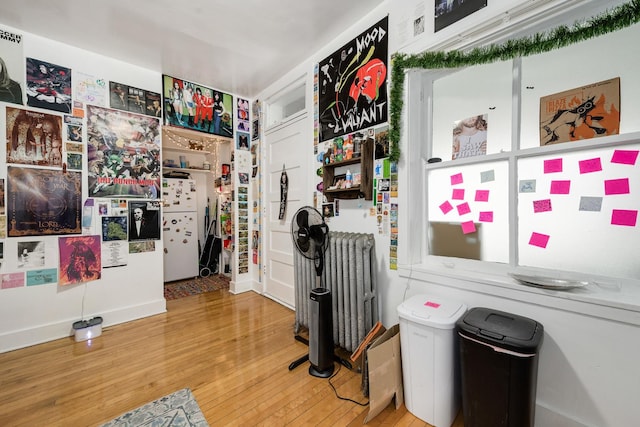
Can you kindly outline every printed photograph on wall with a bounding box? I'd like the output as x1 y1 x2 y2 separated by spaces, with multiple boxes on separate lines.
6 106 63 167
0 26 25 105
25 58 72 114
58 235 101 285
162 74 233 137
128 200 161 241
17 241 45 269
86 105 161 198
236 131 249 150
318 16 388 142
435 0 488 32
7 166 82 237
452 113 488 159
539 77 620 146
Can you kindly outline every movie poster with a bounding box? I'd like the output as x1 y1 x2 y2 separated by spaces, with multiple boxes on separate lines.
540 77 620 146
318 16 388 142
58 235 102 285
7 166 82 237
162 74 234 137
25 58 72 114
6 106 63 167
0 26 25 105
86 105 161 198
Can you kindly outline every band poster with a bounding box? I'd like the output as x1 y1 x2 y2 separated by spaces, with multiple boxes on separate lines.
162 74 234 137
7 166 82 237
6 106 63 167
86 105 161 198
318 16 388 142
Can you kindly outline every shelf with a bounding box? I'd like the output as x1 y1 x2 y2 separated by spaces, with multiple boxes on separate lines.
163 166 212 174
322 138 373 202
163 146 212 155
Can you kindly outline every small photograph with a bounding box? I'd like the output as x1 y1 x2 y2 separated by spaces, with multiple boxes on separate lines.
66 152 82 170
238 172 249 184
145 91 162 117
67 124 82 142
127 86 146 115
17 241 45 269
322 202 335 218
236 131 250 150
109 81 128 111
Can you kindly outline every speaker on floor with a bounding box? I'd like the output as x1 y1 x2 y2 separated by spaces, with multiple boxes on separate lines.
308 287 334 378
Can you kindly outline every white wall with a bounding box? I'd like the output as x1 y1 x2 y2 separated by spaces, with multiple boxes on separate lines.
256 0 639 425
0 25 166 353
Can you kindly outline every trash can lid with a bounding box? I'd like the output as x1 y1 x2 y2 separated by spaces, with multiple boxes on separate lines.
397 294 467 329
456 307 544 353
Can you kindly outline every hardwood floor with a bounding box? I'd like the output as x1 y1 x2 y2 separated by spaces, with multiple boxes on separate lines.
0 289 464 426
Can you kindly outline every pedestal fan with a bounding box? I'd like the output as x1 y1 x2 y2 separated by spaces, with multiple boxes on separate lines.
288 206 334 377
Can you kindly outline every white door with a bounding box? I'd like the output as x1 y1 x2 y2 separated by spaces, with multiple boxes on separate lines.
263 114 311 307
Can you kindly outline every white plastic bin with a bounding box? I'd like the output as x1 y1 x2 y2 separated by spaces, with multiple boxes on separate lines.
397 294 467 427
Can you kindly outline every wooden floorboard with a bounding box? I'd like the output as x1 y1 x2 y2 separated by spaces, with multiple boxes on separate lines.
0 289 464 426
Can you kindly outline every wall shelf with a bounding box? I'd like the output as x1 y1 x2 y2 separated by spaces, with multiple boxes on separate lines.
322 138 373 201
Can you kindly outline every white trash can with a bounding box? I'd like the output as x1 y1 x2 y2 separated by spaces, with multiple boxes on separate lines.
398 294 467 427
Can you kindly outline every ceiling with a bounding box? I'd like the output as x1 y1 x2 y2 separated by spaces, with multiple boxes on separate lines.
0 0 385 98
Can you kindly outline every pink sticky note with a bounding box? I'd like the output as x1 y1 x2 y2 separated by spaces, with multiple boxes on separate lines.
479 211 494 222
529 232 550 249
457 202 471 216
604 178 630 195
452 188 465 200
475 190 489 202
579 158 603 174
611 209 638 226
533 199 552 213
439 201 453 214
611 149 639 165
550 180 571 194
450 173 464 185
544 158 563 173
461 221 476 234
424 301 441 308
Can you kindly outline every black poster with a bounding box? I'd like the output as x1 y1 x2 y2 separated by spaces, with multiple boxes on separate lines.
7 166 82 236
318 16 388 142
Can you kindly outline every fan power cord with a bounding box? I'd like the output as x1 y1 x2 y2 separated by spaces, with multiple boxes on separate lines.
328 363 369 407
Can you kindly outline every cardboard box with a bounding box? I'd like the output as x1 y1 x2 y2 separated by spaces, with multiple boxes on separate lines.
363 324 403 423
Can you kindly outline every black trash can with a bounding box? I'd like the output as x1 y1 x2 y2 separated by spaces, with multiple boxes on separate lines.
456 307 544 427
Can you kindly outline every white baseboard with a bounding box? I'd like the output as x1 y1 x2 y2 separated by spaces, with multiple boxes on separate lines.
0 298 166 354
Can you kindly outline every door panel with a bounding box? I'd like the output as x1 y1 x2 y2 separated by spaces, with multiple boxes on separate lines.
264 114 311 307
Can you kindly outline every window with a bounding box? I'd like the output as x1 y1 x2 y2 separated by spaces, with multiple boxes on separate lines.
402 21 640 311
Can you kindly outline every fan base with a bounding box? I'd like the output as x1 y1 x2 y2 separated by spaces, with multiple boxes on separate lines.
309 363 334 378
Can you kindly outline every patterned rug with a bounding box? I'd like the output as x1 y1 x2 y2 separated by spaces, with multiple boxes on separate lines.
100 388 208 426
164 274 230 300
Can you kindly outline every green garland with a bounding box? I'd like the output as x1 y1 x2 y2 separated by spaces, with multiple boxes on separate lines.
388 0 640 163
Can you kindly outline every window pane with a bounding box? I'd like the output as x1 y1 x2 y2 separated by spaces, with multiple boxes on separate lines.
427 160 509 263
517 144 640 279
432 60 513 161
520 23 640 150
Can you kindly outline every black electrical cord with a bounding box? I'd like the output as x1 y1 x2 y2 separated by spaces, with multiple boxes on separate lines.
327 363 369 407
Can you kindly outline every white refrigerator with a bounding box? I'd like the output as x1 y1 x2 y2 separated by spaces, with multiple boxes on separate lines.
162 178 199 282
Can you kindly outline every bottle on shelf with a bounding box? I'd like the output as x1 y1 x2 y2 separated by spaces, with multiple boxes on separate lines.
345 169 352 188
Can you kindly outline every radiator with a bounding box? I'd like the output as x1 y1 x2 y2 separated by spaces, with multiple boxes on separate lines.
294 231 378 353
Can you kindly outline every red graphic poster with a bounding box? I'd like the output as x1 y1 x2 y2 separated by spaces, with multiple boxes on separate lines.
58 235 102 286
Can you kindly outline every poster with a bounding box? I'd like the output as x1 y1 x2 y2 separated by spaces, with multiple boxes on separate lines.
0 26 25 105
540 77 620 146
74 71 107 106
435 0 487 32
102 241 128 268
58 235 102 285
6 106 63 167
128 201 161 241
162 74 233 137
7 166 82 237
25 58 72 114
318 16 388 142
452 114 488 159
86 105 161 198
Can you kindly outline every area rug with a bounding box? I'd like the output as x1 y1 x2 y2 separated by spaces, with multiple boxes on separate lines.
100 388 208 426
164 274 230 300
